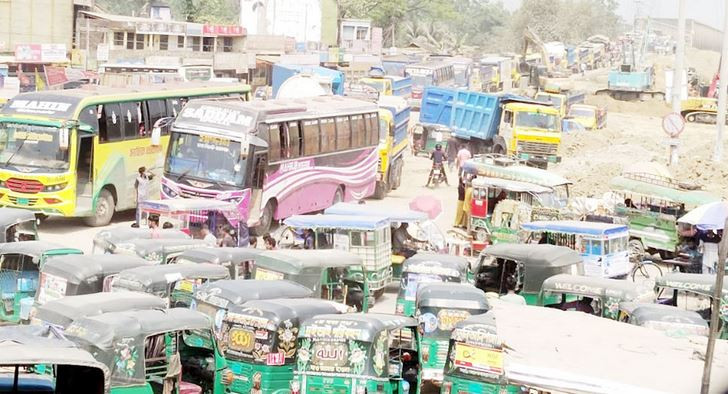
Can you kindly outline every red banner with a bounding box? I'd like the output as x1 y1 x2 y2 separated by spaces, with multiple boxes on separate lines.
202 25 246 36
43 66 99 86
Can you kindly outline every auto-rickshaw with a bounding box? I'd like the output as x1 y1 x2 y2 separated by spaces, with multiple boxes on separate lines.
538 274 654 320
412 123 451 157
323 202 450 277
415 283 489 387
111 263 230 307
0 208 38 242
92 226 190 254
395 253 470 316
64 308 233 394
192 279 313 335
34 254 152 309
474 243 584 305
252 249 370 311
0 241 82 323
281 214 392 299
176 247 264 279
654 272 728 338
292 313 420 394
0 327 110 394
139 198 242 243
220 298 345 393
620 303 709 337
34 292 166 329
113 238 211 264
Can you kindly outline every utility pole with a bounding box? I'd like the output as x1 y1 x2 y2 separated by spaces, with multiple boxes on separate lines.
713 4 728 162
700 218 728 393
667 0 686 166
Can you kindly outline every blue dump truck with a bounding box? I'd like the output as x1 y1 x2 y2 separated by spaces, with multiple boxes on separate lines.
417 86 563 168
271 64 345 97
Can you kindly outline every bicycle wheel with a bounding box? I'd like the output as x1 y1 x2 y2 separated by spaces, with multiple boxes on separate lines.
631 262 663 284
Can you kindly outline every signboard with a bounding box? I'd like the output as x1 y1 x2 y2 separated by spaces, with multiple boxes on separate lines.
136 21 186 35
662 112 685 138
203 25 246 36
15 44 67 63
453 343 504 375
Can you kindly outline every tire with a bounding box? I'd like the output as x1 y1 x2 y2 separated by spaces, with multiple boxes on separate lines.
252 200 275 236
333 187 344 204
628 239 645 263
373 288 385 299
85 189 115 227
392 160 403 190
631 262 663 284
493 144 506 155
373 181 388 199
687 114 696 122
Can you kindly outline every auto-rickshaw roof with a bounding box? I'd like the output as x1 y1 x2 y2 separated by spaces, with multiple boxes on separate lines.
255 249 364 274
300 313 418 342
284 214 389 230
179 247 264 265
92 226 189 246
462 155 572 188
0 325 76 348
481 244 582 268
65 308 211 349
36 292 166 329
403 253 469 275
324 202 428 223
522 220 628 236
626 303 708 328
0 240 82 260
416 283 489 309
194 279 313 307
471 176 553 194
0 207 37 226
452 304 728 393
114 263 229 288
123 238 211 255
541 274 654 301
655 273 728 297
610 175 720 208
225 298 345 328
41 254 151 284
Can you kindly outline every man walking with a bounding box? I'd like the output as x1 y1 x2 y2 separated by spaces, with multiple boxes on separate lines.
134 166 153 227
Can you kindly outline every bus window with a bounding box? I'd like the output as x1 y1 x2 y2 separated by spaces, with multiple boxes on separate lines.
251 151 266 188
303 120 320 156
288 121 301 158
79 106 99 131
101 103 123 142
320 118 336 153
580 238 589 254
146 100 168 134
351 115 366 148
167 98 182 117
121 102 143 139
279 123 290 159
335 116 351 150
268 124 280 162
591 240 603 255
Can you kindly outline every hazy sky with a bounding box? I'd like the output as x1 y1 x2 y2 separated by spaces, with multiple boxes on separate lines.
500 0 724 30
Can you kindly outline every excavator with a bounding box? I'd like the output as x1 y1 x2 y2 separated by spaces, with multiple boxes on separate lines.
518 26 570 89
594 36 664 101
680 59 721 123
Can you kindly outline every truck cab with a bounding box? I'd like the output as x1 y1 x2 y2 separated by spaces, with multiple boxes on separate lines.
500 103 561 168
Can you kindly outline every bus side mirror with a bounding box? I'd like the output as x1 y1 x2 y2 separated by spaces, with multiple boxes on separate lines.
59 128 69 150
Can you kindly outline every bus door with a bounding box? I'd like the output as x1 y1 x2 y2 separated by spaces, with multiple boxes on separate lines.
75 133 94 211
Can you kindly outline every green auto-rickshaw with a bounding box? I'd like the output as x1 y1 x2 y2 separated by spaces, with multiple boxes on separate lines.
415 283 489 388
620 303 709 338
34 292 167 330
113 238 211 264
293 313 421 394
252 249 369 311
0 240 82 323
177 247 264 279
92 226 190 254
34 254 152 309
396 253 470 316
111 263 230 307
654 272 728 338
474 243 584 305
0 207 39 242
538 274 654 320
221 298 344 393
64 308 233 394
192 279 314 335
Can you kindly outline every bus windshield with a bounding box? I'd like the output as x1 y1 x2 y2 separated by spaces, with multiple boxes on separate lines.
0 123 69 171
166 131 246 186
515 112 559 131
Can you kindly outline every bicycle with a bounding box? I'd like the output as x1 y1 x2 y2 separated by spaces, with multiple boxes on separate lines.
630 258 663 283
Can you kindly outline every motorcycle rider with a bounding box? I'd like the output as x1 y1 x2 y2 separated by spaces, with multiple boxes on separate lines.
426 144 449 186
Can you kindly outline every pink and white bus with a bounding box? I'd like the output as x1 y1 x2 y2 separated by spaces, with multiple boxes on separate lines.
161 96 381 234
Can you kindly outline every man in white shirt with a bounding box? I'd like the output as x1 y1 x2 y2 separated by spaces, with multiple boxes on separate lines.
134 166 153 227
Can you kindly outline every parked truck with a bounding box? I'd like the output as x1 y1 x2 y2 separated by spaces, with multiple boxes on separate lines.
359 73 413 98
535 86 586 117
374 96 411 198
272 64 345 98
419 86 562 168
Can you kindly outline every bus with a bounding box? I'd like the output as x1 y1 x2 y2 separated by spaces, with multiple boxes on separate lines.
0 83 250 226
405 61 455 109
161 95 381 234
98 63 219 84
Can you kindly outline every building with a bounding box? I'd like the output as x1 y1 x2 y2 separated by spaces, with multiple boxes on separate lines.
239 0 338 49
340 19 382 54
643 18 722 52
75 11 255 79
0 0 80 52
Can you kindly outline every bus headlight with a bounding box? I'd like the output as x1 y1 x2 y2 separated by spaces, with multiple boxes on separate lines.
43 183 67 192
162 184 178 198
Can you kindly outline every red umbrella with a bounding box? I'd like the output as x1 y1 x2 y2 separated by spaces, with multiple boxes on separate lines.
409 195 442 220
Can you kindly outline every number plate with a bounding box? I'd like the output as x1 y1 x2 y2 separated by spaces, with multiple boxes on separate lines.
17 198 29 205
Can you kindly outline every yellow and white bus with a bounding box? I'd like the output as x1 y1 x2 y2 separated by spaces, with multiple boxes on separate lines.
0 83 250 226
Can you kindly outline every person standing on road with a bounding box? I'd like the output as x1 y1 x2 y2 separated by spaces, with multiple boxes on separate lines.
454 177 466 229
455 144 472 172
446 136 458 171
134 166 153 227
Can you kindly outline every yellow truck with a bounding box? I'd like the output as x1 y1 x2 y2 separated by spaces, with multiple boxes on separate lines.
498 102 562 168
374 96 410 198
568 104 607 130
535 87 586 118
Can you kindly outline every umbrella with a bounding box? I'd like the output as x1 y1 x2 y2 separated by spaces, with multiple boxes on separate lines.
677 201 728 230
409 196 442 220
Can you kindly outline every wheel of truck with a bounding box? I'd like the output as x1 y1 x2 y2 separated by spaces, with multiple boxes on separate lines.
252 200 275 236
628 239 646 264
85 189 115 227
492 143 506 155
373 180 388 199
392 159 404 189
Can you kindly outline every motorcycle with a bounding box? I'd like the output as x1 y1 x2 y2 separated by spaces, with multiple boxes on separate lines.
427 163 446 187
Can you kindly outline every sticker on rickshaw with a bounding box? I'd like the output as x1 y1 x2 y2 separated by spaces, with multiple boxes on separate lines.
437 309 472 331
228 328 256 352
267 351 285 366
37 274 67 304
312 342 348 367
454 343 504 375
420 313 438 333
255 268 285 281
